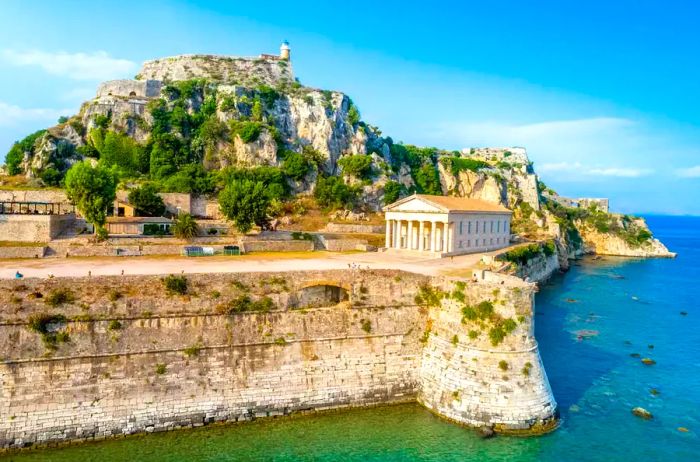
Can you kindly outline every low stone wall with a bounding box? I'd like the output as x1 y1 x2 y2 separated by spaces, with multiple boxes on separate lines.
0 246 45 259
319 236 368 252
324 223 384 234
0 214 75 242
241 240 313 253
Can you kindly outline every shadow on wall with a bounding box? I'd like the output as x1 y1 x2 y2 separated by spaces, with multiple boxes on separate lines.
290 284 349 309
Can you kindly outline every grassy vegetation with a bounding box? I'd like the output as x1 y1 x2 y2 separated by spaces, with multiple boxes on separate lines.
44 288 75 307
217 295 275 314
163 274 188 295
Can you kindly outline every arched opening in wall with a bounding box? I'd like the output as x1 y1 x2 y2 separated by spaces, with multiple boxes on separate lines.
292 284 349 309
129 91 137 97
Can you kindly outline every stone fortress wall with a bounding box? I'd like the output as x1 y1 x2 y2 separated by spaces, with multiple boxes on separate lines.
96 80 163 99
0 269 556 450
136 54 294 86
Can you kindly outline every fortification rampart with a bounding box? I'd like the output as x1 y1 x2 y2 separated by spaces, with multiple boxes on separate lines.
136 55 294 86
0 269 556 450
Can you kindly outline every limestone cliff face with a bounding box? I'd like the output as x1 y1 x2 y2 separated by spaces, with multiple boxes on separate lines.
577 221 675 257
437 147 540 211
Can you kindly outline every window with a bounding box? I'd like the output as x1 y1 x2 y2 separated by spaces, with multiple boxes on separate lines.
483 221 486 233
467 239 471 247
459 221 463 235
468 221 472 234
497 221 500 233
474 221 478 234
490 221 494 233
459 240 463 248
490 238 494 245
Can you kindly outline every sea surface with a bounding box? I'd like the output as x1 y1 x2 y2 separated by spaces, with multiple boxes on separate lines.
3 215 698 462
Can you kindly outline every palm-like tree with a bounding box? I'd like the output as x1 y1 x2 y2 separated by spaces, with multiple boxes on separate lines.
172 213 199 240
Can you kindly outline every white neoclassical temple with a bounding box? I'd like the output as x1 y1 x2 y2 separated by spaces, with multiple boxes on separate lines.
383 194 512 257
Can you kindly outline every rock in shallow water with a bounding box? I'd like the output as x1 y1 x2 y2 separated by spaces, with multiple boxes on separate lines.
641 358 656 365
632 407 653 420
477 425 495 438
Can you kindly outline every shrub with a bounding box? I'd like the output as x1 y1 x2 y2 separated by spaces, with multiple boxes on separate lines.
108 290 122 301
27 313 67 334
522 362 533 376
503 243 543 265
468 330 479 340
360 319 372 333
338 154 373 179
163 274 188 295
413 164 442 195
108 320 122 330
274 337 287 345
281 151 311 181
314 175 358 210
414 285 445 308
498 360 509 371
383 180 404 205
221 295 275 314
451 335 459 345
128 184 166 217
233 121 262 143
155 363 167 375
441 157 489 175
45 288 75 307
183 344 202 357
172 213 199 240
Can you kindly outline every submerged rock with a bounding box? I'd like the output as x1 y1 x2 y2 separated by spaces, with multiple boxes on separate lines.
680 311 688 316
649 388 660 396
632 407 653 420
630 353 641 358
477 425 495 439
678 427 690 433
641 358 656 365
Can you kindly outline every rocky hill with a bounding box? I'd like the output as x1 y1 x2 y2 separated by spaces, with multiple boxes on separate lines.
1 50 673 259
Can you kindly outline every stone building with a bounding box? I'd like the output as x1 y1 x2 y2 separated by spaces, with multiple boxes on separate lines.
383 194 512 257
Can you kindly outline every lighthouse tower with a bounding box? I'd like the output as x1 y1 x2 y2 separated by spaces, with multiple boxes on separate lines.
280 40 290 60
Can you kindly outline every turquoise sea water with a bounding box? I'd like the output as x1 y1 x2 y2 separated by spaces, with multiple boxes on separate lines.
3 215 698 462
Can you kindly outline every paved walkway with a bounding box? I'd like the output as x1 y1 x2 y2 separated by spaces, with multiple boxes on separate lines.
0 250 487 279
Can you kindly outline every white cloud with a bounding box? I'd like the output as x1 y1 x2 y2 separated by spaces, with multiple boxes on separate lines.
675 166 700 178
539 162 651 177
0 101 72 127
587 167 652 177
0 49 136 81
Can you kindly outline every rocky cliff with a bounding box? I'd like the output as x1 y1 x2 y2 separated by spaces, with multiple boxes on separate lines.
1 50 672 258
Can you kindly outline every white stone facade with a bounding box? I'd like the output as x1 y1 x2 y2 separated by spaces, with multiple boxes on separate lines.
384 195 512 257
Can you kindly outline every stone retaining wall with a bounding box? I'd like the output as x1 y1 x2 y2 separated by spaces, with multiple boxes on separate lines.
324 223 384 234
0 246 45 259
0 269 557 450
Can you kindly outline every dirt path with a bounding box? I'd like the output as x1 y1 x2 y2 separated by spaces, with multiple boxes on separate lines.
0 251 486 279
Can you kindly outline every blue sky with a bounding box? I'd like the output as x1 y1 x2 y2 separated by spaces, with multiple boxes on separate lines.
1 0 699 215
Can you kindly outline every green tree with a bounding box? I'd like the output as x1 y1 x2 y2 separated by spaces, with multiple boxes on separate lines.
314 175 357 209
414 164 442 195
383 180 404 205
338 154 373 179
251 98 263 122
4 129 47 175
172 213 199 240
64 161 118 230
281 151 311 181
128 184 166 217
218 179 271 233
98 130 144 175
39 168 63 187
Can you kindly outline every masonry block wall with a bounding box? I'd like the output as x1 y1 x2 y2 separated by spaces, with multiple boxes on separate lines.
0 269 557 450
